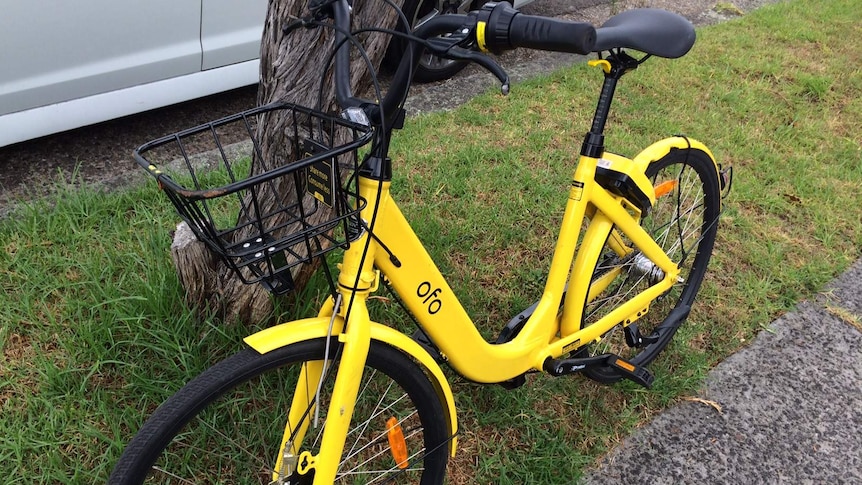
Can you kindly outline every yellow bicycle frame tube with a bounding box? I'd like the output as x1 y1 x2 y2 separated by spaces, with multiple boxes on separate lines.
247 136 717 381
372 137 718 382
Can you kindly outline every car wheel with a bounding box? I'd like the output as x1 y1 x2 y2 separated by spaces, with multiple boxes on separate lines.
386 0 474 83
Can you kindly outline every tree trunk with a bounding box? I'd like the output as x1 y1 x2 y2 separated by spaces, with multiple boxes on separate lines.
172 0 404 324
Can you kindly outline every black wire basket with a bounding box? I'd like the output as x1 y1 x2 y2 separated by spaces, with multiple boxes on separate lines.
134 102 374 294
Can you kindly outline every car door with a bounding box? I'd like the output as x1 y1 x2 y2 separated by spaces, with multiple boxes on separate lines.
200 0 268 70
0 0 201 117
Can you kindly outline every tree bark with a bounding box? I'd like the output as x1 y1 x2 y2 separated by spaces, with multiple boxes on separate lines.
173 0 404 323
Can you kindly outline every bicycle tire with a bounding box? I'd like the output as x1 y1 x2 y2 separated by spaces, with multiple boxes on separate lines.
581 148 721 383
109 339 449 484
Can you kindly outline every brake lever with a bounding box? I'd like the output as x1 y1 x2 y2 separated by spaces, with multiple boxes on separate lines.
424 38 511 95
455 47 511 95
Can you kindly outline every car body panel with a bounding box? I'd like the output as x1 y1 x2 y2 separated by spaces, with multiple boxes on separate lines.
0 1 201 115
0 0 267 148
0 60 260 149
202 0 268 70
0 0 535 148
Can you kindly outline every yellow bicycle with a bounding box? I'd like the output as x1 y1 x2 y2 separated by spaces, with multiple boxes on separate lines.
111 1 731 483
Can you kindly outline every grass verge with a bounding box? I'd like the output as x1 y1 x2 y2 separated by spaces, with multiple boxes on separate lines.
2 0 861 482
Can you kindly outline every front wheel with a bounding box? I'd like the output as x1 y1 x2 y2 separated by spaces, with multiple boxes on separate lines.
581 148 721 383
109 339 449 484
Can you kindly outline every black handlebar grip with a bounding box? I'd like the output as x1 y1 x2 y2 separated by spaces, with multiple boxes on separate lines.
480 2 596 55
509 15 596 55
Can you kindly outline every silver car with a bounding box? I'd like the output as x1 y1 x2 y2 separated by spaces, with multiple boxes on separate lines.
0 0 532 148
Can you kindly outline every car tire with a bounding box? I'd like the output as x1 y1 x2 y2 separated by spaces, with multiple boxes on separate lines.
385 0 474 83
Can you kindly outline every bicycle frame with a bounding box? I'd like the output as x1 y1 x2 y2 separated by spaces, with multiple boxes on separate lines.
245 134 717 482
107 3 732 482
241 28 721 478
362 148 679 384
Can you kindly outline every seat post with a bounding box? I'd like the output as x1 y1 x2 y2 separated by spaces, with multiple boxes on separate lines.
581 50 641 158
581 75 618 159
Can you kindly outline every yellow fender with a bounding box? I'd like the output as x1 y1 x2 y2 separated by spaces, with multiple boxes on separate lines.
244 318 458 457
634 136 722 207
597 136 721 217
635 136 718 170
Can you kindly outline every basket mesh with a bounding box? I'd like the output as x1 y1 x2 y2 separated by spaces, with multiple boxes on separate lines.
134 102 373 294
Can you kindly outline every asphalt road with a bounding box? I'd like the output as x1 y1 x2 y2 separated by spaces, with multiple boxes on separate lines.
580 261 862 484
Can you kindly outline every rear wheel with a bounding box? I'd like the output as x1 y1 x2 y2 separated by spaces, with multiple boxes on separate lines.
581 149 721 383
109 339 449 484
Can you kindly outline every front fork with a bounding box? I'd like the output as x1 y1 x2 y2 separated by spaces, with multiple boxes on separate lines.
310 301 372 483
274 177 386 483
271 296 373 484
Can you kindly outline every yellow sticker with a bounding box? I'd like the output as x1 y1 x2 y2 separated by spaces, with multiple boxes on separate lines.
570 180 584 201
562 339 581 354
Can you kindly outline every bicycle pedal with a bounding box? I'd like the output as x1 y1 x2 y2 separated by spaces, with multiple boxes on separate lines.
608 355 654 388
495 301 538 344
544 353 654 388
497 285 570 344
498 374 527 390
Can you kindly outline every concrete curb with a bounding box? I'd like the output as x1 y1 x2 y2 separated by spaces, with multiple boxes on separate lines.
581 260 862 484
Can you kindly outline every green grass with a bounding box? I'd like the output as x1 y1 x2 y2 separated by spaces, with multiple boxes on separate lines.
2 0 862 482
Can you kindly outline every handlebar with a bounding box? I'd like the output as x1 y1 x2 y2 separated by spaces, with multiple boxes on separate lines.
326 0 596 127
477 2 596 55
332 0 354 110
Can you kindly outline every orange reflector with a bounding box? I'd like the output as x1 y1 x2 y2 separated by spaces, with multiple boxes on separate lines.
654 180 678 198
615 358 636 372
386 417 409 469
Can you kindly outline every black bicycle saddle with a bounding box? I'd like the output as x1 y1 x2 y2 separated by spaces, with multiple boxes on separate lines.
594 8 696 59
